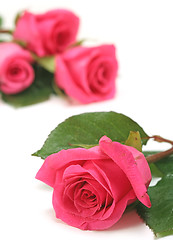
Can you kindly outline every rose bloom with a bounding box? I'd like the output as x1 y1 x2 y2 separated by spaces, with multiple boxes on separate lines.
36 136 151 230
0 42 34 94
13 9 80 57
55 44 118 104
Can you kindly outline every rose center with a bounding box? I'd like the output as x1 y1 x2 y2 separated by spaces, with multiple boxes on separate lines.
10 67 21 75
56 31 70 46
88 59 113 94
7 65 28 82
81 189 97 203
5 59 31 83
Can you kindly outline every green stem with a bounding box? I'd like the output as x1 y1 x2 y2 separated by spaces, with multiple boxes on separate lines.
149 135 173 145
0 29 13 34
146 146 173 163
52 80 66 98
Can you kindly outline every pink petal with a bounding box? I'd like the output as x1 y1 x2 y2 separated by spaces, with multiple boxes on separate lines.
13 11 45 56
55 54 91 103
55 45 118 104
53 187 135 230
91 159 132 203
83 189 136 230
35 147 109 187
99 136 151 208
124 145 152 188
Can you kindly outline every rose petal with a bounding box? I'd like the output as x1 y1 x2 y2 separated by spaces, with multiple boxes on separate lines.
13 11 45 56
99 136 151 208
56 54 92 102
88 56 116 94
124 145 152 188
53 182 77 214
91 159 132 202
35 147 109 188
0 43 34 94
0 42 33 65
53 187 135 230
55 45 118 104
82 189 136 230
63 164 109 207
36 9 79 53
13 9 79 56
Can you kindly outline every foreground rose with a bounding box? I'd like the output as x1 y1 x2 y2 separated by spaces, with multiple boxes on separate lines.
0 42 34 94
36 136 151 230
13 9 79 56
55 45 118 104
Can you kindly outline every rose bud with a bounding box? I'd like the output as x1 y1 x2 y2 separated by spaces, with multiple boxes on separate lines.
13 9 80 57
55 44 118 104
0 42 34 94
36 136 151 230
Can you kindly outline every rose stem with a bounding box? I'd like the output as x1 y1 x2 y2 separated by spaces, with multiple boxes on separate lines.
146 146 173 163
0 29 12 34
145 135 173 163
148 135 173 145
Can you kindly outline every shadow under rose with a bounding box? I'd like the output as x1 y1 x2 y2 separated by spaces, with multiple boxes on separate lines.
44 208 142 232
36 182 52 192
44 208 57 221
44 208 70 228
106 210 142 232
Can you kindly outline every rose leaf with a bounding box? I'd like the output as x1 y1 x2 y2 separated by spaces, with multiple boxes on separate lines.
144 152 173 177
2 64 54 107
33 111 149 159
125 131 142 152
32 55 55 73
14 10 23 25
0 16 3 28
136 174 173 238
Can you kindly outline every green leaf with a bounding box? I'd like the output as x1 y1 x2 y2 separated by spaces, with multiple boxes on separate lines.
155 154 173 176
14 10 23 25
70 39 87 47
52 81 66 98
33 111 149 159
125 131 142 152
0 16 3 28
136 174 173 237
149 163 164 178
2 64 54 107
144 151 173 177
12 39 27 48
32 54 55 73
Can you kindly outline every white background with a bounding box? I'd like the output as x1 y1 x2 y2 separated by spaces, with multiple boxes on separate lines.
0 0 173 239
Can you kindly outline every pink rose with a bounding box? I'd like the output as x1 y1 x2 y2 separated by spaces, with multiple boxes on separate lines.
36 136 151 230
13 9 80 57
55 45 118 104
0 42 34 94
